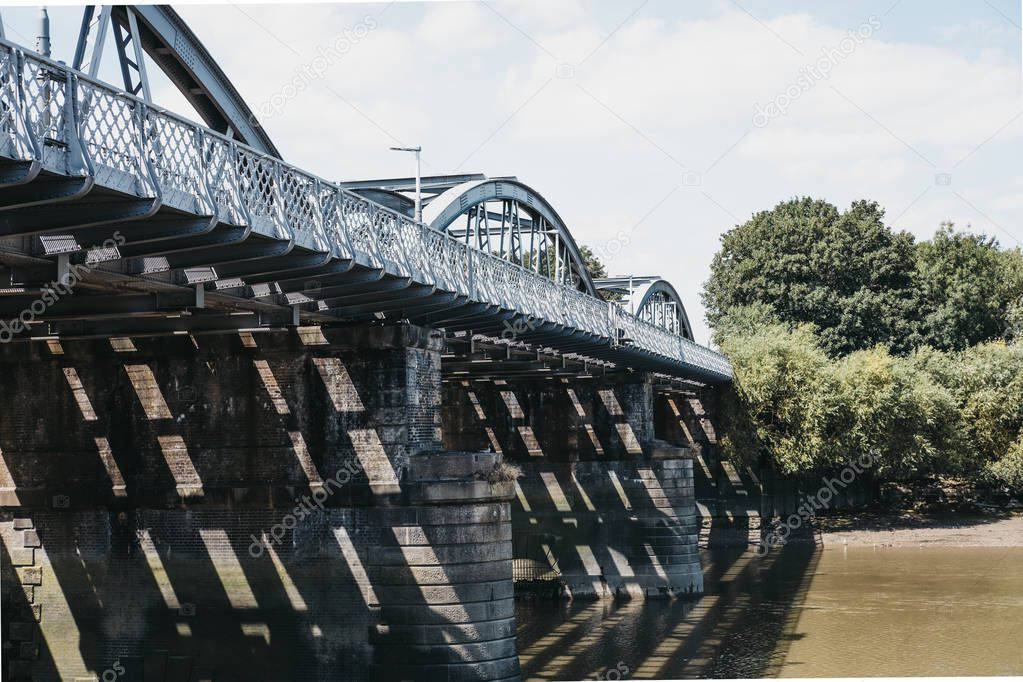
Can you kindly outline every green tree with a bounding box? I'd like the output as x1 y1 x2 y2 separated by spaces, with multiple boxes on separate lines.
999 247 1023 344
703 198 918 356
912 225 1023 350
913 341 1023 475
986 437 1023 490
578 245 608 279
577 244 623 301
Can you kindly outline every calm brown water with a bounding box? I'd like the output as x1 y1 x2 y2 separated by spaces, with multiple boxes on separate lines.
516 546 1023 680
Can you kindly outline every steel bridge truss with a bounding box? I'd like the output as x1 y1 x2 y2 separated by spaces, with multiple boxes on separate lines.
458 200 579 290
0 39 731 384
595 276 696 341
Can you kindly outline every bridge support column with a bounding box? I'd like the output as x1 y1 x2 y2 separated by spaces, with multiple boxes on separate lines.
0 324 519 682
369 451 519 682
442 373 702 600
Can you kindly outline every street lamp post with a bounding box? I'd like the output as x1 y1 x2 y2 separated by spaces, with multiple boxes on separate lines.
389 145 422 223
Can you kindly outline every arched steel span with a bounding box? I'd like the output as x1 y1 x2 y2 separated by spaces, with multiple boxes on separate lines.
350 177 598 296
633 279 694 341
594 277 695 340
0 36 731 384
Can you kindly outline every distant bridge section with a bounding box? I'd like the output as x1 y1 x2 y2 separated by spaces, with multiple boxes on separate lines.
595 276 695 340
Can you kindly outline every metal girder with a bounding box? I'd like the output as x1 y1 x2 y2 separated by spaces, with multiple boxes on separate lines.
322 284 435 314
381 292 465 318
73 6 278 155
315 275 412 300
40 311 295 339
215 258 358 288
0 291 200 321
247 265 380 293
115 224 249 260
67 215 219 250
0 194 160 237
0 175 93 211
185 250 333 283
127 234 292 273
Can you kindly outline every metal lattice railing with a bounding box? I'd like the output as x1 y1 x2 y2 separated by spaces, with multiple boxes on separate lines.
0 40 732 382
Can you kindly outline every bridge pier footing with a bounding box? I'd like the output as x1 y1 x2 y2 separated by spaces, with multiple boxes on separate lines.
369 452 519 681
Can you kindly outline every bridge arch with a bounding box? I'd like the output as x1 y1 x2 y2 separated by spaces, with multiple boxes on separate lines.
422 178 598 296
633 279 695 340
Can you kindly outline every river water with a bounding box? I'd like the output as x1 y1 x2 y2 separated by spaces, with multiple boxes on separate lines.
516 546 1023 680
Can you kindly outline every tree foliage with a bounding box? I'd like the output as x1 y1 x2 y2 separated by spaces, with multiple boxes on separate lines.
721 323 1023 489
719 322 842 475
704 198 917 356
704 199 1022 355
578 245 608 280
913 225 1023 350
707 198 1023 492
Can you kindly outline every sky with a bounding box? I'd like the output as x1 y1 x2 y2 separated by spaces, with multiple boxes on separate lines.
2 0 1021 345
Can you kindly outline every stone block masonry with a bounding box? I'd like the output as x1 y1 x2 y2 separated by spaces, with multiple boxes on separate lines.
442 374 704 600
0 325 519 682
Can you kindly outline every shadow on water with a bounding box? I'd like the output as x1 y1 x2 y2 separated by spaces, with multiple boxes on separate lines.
516 545 820 680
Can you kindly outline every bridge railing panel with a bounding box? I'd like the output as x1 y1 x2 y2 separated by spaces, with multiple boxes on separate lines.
20 56 77 174
201 132 247 226
0 50 40 163
278 169 330 252
235 146 290 239
77 80 157 196
148 112 211 214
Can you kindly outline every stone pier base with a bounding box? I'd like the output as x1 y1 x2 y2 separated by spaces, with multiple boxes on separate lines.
0 326 521 681
442 376 704 601
369 452 519 681
514 452 702 600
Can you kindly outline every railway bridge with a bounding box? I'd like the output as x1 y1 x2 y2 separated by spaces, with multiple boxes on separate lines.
0 7 730 681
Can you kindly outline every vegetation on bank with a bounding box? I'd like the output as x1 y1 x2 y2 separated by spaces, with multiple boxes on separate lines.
703 198 1023 495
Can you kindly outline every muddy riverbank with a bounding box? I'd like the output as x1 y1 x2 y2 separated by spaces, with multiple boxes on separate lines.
817 510 1023 546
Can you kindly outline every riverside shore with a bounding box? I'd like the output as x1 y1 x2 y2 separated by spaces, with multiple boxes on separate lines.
817 510 1023 546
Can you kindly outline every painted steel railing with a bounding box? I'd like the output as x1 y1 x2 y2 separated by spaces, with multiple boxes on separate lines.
0 41 732 381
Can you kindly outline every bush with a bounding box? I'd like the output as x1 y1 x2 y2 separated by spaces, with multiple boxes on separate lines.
719 326 1022 487
720 322 845 475
985 438 1023 491
480 461 522 484
833 347 957 480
